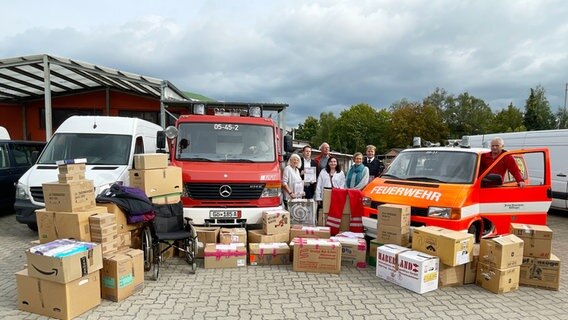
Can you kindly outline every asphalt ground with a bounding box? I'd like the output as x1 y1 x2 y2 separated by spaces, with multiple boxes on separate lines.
0 210 567 320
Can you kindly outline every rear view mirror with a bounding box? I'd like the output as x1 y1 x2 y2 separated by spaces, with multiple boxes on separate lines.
284 135 294 152
156 131 166 152
481 173 503 187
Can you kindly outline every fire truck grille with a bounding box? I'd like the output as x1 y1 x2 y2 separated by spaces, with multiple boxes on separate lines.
185 183 264 200
370 201 428 217
30 186 45 203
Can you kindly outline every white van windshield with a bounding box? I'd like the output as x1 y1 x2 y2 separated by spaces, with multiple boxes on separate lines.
383 150 477 184
176 123 275 162
38 133 132 165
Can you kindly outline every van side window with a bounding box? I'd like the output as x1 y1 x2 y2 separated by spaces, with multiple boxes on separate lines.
12 143 44 167
134 137 144 154
504 155 527 184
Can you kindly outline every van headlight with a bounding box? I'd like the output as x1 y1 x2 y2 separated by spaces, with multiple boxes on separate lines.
428 207 460 219
15 182 30 200
362 196 372 207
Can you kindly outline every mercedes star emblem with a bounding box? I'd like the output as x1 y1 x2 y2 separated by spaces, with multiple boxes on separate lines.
219 185 232 198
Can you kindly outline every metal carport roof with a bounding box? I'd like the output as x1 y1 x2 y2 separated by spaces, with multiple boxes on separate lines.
0 54 189 138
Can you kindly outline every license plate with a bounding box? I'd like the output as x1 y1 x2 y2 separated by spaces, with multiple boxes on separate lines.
209 210 241 218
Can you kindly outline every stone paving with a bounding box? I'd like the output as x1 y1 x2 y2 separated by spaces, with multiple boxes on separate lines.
0 211 567 320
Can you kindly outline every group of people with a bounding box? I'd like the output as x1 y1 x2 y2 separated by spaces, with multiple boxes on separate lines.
281 143 386 207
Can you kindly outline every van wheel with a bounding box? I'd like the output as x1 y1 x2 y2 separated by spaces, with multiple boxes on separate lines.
27 223 38 231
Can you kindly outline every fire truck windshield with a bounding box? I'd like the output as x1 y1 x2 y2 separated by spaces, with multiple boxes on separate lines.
384 150 477 184
176 123 275 162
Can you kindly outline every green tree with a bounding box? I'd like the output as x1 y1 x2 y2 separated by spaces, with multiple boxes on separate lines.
489 103 526 133
556 108 568 129
389 99 449 148
294 116 319 143
524 85 556 130
332 103 390 154
313 112 337 150
444 92 493 138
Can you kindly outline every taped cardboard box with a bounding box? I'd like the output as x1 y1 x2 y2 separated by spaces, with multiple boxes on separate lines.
476 263 520 294
101 248 144 302
439 263 465 287
377 224 410 247
194 226 220 258
479 234 524 269
377 204 410 227
330 236 367 268
248 229 289 243
16 269 101 320
26 239 103 284
88 212 116 229
98 203 143 232
519 254 561 291
129 166 182 197
42 180 96 212
292 238 342 274
58 163 86 174
510 223 553 259
262 209 291 235
204 243 247 269
134 153 168 170
463 243 480 285
412 226 473 266
289 225 331 239
36 206 108 243
219 228 247 244
249 243 290 265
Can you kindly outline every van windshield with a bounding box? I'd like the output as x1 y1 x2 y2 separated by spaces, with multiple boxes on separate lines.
384 150 477 184
176 123 275 162
38 133 132 165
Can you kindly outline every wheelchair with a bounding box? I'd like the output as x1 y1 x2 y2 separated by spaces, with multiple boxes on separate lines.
141 202 197 280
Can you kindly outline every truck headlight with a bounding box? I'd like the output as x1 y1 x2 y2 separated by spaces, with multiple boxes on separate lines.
362 196 371 207
261 182 281 198
15 182 30 200
428 207 460 219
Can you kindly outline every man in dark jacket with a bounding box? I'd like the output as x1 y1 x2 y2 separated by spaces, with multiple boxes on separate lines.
363 144 385 180
299 145 318 199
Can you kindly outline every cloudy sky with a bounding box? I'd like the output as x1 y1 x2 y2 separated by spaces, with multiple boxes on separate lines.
1 0 567 127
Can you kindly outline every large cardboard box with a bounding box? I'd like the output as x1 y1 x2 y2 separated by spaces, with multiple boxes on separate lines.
377 224 410 247
412 226 473 266
248 229 290 243
330 236 367 268
249 243 290 265
16 269 101 320
519 254 561 291
463 243 480 285
376 245 439 294
289 225 331 239
439 264 465 287
134 153 168 169
36 206 108 243
204 243 247 269
194 226 220 258
292 238 342 274
98 203 143 232
476 263 520 294
101 248 144 302
510 223 553 258
262 209 291 235
42 180 96 212
129 166 182 197
26 240 103 284
479 234 524 269
377 204 410 227
219 228 247 244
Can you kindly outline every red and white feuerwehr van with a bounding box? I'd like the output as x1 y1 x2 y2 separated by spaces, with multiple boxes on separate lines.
361 146 552 241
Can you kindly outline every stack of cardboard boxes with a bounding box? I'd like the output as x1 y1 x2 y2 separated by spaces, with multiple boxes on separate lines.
376 204 411 247
129 153 182 203
249 210 291 266
511 223 560 291
477 234 524 294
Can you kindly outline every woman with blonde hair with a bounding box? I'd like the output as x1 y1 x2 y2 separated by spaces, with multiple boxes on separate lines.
282 153 304 201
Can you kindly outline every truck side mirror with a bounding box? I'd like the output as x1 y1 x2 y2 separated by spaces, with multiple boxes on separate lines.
481 173 503 187
284 135 294 152
156 131 166 151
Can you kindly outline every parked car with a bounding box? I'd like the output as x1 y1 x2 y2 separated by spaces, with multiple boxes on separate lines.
0 140 46 213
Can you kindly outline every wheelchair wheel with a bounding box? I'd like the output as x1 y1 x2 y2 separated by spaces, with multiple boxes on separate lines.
183 237 197 274
142 227 153 272
152 243 161 281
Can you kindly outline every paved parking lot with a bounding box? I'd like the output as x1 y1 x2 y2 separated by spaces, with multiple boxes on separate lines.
0 210 567 320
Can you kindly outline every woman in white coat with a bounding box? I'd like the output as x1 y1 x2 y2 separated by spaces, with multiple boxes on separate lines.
282 153 304 201
315 156 346 205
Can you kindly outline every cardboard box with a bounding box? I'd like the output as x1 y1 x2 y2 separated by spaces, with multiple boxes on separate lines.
129 166 182 197
479 234 524 269
262 209 291 235
292 238 342 274
26 240 103 284
36 206 108 243
463 243 480 285
412 226 473 266
100 239 119 255
519 254 561 291
377 224 410 247
134 153 169 169
439 264 465 287
476 263 520 294
58 163 86 174
57 172 86 183
129 228 142 250
219 228 247 244
248 229 290 243
42 180 96 212
101 248 144 302
289 225 331 239
376 245 439 294
98 203 143 232
249 243 290 265
150 193 181 205
16 269 101 320
117 231 132 249
204 243 247 269
330 236 367 268
510 223 553 258
88 212 116 228
194 226 220 258
378 204 410 227
367 239 382 267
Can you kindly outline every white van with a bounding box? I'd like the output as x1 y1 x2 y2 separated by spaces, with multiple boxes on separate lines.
15 116 163 229
464 129 568 211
